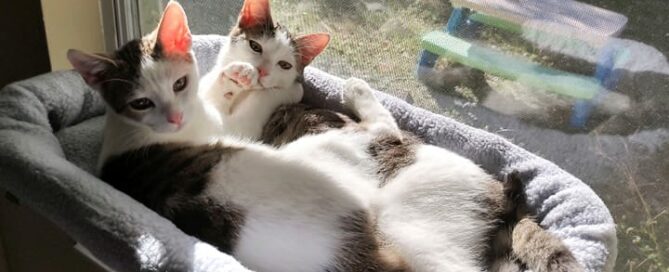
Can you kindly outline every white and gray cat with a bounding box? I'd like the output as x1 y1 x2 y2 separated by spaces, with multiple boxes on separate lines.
200 0 329 139
67 1 582 271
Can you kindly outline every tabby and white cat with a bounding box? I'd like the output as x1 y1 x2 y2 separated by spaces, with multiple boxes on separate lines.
69 3 391 271
68 2 221 168
67 1 581 272
200 0 329 139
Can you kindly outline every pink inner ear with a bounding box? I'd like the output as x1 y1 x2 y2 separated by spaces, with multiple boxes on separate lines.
238 0 272 29
67 49 112 88
296 33 331 66
158 2 192 55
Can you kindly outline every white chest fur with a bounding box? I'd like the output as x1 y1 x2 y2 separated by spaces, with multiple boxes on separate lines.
203 130 379 271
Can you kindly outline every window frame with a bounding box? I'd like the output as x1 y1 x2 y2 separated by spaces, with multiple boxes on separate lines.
100 0 141 51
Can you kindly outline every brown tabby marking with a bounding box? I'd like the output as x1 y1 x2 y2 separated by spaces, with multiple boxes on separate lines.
263 104 419 185
262 105 582 271
92 34 192 114
329 211 410 272
95 39 148 113
367 132 420 186
262 103 355 146
484 172 584 272
511 218 584 272
100 143 246 253
481 172 524 222
230 22 277 41
483 173 525 270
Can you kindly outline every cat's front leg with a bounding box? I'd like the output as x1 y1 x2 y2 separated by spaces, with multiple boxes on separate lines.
342 78 401 137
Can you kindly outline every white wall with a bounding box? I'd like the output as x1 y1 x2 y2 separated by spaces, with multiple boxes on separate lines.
41 0 105 71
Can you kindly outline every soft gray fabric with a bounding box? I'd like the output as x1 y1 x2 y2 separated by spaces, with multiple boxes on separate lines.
0 35 616 272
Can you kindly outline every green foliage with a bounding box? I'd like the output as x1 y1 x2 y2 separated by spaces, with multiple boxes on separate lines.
617 208 669 271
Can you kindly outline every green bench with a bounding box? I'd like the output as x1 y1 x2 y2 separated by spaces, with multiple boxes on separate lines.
421 31 601 100
417 0 628 128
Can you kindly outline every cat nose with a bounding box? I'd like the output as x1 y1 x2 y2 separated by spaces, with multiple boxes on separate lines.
258 67 268 78
167 112 183 126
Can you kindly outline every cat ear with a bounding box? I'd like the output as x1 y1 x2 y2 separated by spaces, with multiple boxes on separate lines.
238 0 273 30
156 1 192 56
67 49 115 89
295 33 330 66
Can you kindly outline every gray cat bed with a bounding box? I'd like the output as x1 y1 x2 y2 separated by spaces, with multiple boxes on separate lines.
0 35 616 272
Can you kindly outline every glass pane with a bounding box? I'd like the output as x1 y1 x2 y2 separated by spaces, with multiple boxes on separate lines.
139 1 669 270
138 1 163 35
139 0 243 35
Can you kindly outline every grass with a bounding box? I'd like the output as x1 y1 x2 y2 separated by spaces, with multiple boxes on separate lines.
272 0 451 115
615 203 669 271
594 139 669 271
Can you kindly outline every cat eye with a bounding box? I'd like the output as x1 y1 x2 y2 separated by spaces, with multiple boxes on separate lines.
128 98 155 111
278 61 293 70
249 40 263 53
173 76 188 92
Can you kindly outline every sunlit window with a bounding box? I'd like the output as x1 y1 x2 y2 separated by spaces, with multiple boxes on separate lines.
135 1 669 270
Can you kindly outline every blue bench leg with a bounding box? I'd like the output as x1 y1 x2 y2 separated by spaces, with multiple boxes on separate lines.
570 44 621 128
417 50 440 80
570 100 592 128
446 8 465 34
417 8 466 80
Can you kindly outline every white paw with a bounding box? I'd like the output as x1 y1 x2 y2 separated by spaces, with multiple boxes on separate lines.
222 62 258 89
342 77 375 109
213 74 242 101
